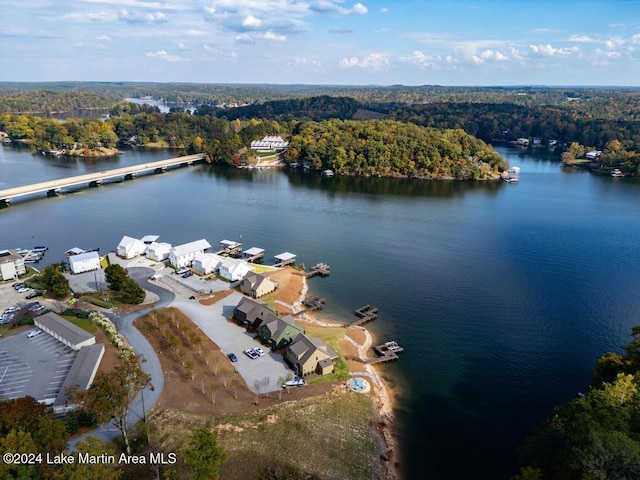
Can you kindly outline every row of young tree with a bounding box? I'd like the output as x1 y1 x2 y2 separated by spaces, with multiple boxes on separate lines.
516 327 640 480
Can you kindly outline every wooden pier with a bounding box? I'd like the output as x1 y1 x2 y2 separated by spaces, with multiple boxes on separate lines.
305 263 331 278
294 295 326 316
367 341 404 364
217 240 243 257
352 304 378 326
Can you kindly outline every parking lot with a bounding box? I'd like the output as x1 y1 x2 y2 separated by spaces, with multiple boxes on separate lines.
0 328 77 403
0 281 56 320
172 291 294 393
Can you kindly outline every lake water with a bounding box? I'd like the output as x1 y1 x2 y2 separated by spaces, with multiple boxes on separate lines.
1 144 640 479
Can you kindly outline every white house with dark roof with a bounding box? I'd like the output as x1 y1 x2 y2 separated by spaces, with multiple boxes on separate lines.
117 235 146 259
34 312 96 350
169 239 212 268
68 251 101 274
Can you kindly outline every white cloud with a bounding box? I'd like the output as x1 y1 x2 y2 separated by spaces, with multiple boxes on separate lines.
398 50 438 69
310 1 368 15
176 42 187 50
529 44 577 57
242 15 262 28
328 27 353 34
568 35 597 43
339 53 388 70
262 31 286 41
62 11 115 22
96 35 111 41
145 50 181 61
235 33 255 44
381 7 388 13
351 3 368 15
119 9 167 23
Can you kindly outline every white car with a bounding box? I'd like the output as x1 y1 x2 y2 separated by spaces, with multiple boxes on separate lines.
254 347 266 357
17 287 30 293
244 348 259 359
26 329 42 338
4 306 20 314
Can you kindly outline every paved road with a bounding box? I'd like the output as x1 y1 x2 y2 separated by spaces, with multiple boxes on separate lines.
68 267 173 450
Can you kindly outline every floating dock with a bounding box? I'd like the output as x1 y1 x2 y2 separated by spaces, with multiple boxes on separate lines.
368 341 404 364
294 295 326 316
305 263 331 278
352 304 378 326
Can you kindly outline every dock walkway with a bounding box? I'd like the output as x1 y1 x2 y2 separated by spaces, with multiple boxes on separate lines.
352 304 378 326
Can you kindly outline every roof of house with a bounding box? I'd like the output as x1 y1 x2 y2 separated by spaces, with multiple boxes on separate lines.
171 239 212 257
234 297 277 325
54 343 105 406
260 314 302 341
141 235 160 244
243 271 274 289
0 249 22 264
288 334 339 364
35 312 95 347
118 235 143 249
221 258 251 275
275 252 296 261
65 247 86 255
69 251 100 264
244 247 265 256
193 252 224 269
147 241 172 251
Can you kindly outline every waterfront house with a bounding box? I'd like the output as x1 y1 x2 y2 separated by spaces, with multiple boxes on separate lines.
239 271 278 298
145 241 172 262
141 235 160 245
0 249 26 280
169 239 212 268
68 251 101 274
256 314 303 350
117 235 146 259
192 252 224 275
233 297 277 329
284 334 339 377
219 257 252 282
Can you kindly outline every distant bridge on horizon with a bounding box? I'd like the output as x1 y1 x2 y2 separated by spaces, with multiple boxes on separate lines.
0 153 205 206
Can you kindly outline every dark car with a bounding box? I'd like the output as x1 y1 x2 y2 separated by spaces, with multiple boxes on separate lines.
26 291 43 299
227 353 238 362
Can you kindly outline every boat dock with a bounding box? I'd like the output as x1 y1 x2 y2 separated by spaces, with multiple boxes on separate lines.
367 341 404 364
216 240 243 257
294 295 326 316
242 247 265 263
352 304 378 326
305 263 331 278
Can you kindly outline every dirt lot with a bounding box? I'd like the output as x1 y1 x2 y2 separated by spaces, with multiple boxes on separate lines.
135 307 336 416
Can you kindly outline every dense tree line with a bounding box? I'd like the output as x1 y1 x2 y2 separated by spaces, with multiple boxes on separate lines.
0 91 114 114
517 327 640 479
284 119 506 179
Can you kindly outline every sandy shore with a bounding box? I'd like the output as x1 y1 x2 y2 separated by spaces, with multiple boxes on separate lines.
293 277 400 480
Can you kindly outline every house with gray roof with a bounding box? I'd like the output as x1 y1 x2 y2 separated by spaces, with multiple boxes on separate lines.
239 271 278 298
284 334 339 377
257 314 303 350
53 343 105 414
233 297 278 330
34 312 96 350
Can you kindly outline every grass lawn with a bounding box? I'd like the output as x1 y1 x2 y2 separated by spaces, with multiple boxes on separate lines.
62 315 99 334
300 324 351 384
250 264 277 274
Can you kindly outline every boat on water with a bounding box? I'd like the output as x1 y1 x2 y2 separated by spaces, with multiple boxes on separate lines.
322 169 335 177
611 168 625 177
33 245 48 252
503 166 520 183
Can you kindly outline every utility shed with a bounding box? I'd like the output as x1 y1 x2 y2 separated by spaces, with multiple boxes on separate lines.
68 251 100 274
35 312 96 351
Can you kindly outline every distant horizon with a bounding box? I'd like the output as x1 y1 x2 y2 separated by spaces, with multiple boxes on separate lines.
2 1 638 86
1 80 639 90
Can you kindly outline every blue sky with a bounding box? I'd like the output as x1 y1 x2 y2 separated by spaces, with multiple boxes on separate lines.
2 0 639 86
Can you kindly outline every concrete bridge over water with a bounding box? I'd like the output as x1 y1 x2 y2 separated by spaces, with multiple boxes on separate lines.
0 153 205 206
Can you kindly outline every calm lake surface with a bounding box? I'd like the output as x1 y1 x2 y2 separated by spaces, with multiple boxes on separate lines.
2 144 640 479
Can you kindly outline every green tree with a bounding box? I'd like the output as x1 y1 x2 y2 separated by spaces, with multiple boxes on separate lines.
105 264 128 291
119 277 145 304
51 436 122 480
79 352 152 456
183 427 226 480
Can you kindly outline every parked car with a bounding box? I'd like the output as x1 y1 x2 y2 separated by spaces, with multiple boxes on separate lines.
244 348 259 359
26 291 43 299
30 305 45 313
254 347 266 357
4 306 20 314
13 283 26 290
26 329 42 338
17 287 30 293
181 271 193 278
227 353 238 362
0 314 14 324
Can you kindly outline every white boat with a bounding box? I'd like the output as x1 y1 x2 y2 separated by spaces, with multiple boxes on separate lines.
284 376 305 387
611 169 625 177
322 169 335 177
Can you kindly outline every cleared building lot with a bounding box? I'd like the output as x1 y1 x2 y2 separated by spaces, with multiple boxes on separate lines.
0 325 77 403
171 291 295 393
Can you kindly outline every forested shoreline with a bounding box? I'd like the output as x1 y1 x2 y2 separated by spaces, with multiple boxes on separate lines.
1 83 640 176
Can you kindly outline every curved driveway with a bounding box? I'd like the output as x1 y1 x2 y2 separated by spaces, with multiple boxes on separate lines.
68 267 173 449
